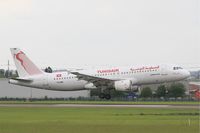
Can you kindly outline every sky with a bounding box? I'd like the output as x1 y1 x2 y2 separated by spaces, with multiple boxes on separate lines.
0 0 199 69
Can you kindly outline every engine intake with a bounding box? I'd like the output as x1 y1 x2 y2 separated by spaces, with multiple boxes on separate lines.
114 80 132 91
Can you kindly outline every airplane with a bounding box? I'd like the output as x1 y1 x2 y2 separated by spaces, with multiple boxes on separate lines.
9 48 190 100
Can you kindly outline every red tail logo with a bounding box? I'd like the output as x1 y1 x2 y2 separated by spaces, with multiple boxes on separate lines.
15 51 27 71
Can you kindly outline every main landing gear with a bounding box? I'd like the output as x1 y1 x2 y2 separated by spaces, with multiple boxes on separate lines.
98 87 111 100
99 93 111 100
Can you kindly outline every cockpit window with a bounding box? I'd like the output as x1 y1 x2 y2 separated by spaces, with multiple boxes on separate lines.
173 67 183 70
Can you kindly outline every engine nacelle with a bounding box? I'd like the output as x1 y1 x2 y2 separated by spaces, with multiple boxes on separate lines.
114 80 132 91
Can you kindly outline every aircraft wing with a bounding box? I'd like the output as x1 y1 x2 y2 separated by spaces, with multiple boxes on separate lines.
71 72 115 87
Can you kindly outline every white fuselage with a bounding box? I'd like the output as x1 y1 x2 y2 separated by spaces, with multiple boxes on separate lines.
9 64 190 91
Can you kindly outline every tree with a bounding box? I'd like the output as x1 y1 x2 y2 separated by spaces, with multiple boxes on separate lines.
45 67 53 73
156 85 167 98
0 69 5 78
0 69 5 75
140 87 152 98
168 83 186 98
4 70 10 78
44 95 48 100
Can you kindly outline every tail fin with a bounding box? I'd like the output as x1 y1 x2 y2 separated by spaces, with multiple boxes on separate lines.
10 48 43 77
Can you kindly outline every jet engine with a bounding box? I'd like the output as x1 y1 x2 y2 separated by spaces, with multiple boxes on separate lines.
114 80 132 91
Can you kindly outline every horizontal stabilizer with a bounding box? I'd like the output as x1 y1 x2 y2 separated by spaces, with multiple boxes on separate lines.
10 77 33 82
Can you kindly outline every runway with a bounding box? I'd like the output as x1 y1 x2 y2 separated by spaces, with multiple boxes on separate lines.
0 104 198 109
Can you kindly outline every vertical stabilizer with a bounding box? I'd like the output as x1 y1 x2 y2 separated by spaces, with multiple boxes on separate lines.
10 48 43 77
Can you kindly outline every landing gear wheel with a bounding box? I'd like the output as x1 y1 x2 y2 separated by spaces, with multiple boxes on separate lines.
99 93 105 99
105 94 111 100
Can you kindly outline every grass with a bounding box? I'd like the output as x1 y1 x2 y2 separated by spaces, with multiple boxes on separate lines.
0 100 199 105
0 107 199 133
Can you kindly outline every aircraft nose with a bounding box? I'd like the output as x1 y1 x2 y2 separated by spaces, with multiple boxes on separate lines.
182 70 190 79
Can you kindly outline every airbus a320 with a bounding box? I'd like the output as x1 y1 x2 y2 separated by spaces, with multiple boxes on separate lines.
9 48 190 99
